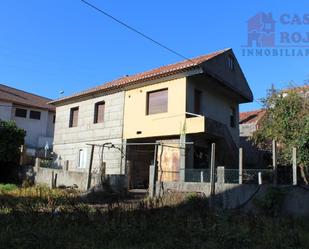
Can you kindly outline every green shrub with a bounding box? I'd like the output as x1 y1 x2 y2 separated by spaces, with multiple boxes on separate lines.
0 120 25 163
0 183 17 192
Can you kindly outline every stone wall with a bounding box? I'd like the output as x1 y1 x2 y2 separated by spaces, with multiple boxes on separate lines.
53 91 125 175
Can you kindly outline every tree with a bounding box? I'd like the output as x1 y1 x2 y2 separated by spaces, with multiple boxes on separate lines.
252 86 309 184
0 120 26 163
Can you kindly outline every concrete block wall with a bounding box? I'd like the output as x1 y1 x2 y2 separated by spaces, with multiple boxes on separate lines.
53 91 125 174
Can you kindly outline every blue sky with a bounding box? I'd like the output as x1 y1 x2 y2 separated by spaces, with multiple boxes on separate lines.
0 0 308 111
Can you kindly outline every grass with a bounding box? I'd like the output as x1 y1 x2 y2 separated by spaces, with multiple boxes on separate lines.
0 183 17 192
0 185 308 249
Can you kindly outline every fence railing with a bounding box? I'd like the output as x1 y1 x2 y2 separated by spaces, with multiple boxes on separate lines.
157 167 293 185
185 169 212 182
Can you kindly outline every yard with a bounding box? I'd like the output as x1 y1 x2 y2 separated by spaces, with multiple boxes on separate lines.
0 184 308 249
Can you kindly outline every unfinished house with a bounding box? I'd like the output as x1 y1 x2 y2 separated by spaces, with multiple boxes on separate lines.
0 84 55 155
50 91 125 178
123 49 253 188
48 48 252 190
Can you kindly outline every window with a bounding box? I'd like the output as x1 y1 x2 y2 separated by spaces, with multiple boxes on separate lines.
194 89 202 114
146 89 168 115
78 149 87 168
228 55 235 71
94 101 105 123
230 107 236 128
29 110 41 120
15 108 27 118
53 115 56 124
69 107 79 127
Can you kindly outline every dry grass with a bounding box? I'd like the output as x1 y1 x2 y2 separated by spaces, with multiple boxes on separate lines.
0 185 308 249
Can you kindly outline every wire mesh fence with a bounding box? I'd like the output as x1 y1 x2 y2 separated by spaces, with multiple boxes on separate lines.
185 169 212 182
243 169 273 184
224 169 240 183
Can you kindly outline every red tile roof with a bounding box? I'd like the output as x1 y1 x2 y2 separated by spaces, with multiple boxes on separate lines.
239 109 266 124
0 84 55 111
50 49 230 105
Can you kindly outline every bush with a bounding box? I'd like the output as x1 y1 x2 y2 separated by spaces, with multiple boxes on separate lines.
0 183 17 192
0 120 26 163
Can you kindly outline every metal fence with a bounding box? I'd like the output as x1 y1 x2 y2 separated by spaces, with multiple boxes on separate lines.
185 169 212 182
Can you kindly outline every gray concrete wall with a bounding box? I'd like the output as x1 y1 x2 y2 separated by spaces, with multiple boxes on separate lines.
156 181 309 216
34 166 126 191
240 123 257 137
53 91 125 175
10 105 54 149
186 77 239 146
0 101 12 121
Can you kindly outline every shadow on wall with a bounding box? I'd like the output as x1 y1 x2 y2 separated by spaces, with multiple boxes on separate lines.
156 181 309 217
240 137 271 169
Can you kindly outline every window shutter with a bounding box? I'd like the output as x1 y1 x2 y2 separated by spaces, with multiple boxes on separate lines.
94 102 105 123
147 89 168 115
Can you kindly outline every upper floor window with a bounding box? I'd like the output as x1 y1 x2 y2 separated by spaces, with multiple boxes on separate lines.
230 107 236 128
15 108 27 118
94 101 105 123
53 115 56 124
228 55 235 71
194 89 202 114
29 110 41 120
69 107 79 127
146 88 168 115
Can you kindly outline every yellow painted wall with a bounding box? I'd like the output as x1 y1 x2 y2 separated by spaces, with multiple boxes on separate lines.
123 78 204 139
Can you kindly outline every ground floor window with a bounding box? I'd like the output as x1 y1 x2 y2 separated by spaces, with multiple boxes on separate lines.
78 149 87 168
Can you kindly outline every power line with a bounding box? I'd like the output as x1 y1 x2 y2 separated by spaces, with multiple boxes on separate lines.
80 0 195 64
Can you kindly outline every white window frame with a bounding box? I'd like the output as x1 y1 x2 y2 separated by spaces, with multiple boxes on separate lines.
78 149 87 169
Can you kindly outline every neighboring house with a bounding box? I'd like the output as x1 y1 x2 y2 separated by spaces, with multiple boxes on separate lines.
239 85 308 168
50 48 253 189
0 84 55 155
239 109 266 137
239 109 270 168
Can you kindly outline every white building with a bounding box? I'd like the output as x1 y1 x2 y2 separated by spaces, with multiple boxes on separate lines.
0 84 55 154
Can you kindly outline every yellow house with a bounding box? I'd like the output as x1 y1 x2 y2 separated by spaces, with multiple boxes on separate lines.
50 48 253 190
122 48 252 188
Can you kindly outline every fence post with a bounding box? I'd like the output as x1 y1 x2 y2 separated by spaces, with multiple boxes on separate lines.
149 165 156 198
19 145 24 166
200 171 204 183
209 143 216 209
179 136 186 182
293 147 297 186
35 157 41 170
86 145 95 190
239 147 243 184
217 166 225 184
51 171 54 189
258 172 262 185
272 140 277 185
217 166 225 208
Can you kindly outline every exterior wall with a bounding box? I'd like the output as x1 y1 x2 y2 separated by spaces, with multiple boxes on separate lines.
186 77 240 146
123 78 189 139
53 91 125 174
202 50 253 102
47 112 55 137
34 166 126 191
240 123 256 137
0 101 12 121
11 105 54 149
240 123 270 168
